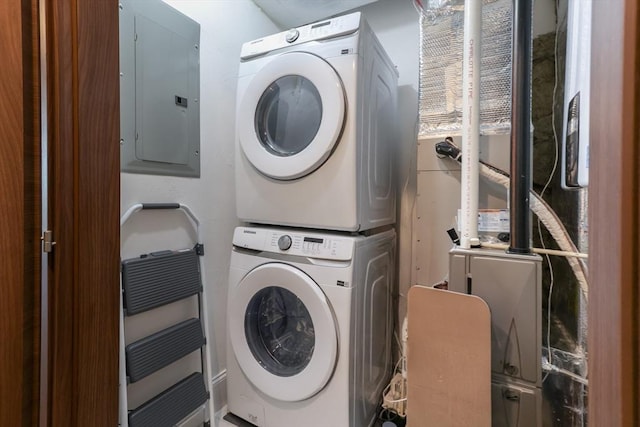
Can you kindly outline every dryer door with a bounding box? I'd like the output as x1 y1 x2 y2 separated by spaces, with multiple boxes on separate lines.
228 263 338 402
237 52 345 180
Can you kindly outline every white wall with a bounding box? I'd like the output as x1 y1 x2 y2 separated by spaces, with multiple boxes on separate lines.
120 0 279 413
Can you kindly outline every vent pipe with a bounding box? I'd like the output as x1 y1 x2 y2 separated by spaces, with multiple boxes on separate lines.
509 0 533 254
460 0 482 249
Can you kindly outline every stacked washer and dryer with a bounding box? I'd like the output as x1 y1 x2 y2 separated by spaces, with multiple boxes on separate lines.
227 12 398 427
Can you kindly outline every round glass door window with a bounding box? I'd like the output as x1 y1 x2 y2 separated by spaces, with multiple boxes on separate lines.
255 75 322 157
244 286 315 377
237 52 345 180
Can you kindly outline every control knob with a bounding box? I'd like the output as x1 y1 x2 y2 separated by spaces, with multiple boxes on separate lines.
285 29 299 43
278 235 292 251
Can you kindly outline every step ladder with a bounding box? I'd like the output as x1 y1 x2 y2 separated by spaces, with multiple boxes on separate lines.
119 203 215 427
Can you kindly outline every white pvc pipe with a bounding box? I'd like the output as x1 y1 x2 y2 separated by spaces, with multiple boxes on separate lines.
460 0 482 248
479 242 588 259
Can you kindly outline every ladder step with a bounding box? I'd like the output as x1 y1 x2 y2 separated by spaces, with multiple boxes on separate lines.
122 249 201 315
126 318 205 383
128 372 209 427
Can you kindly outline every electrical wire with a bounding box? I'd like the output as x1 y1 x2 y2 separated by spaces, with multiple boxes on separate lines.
383 395 408 404
540 1 561 383
381 357 408 416
393 330 403 363
541 254 555 384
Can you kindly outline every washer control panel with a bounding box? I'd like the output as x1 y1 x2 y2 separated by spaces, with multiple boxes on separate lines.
233 227 354 261
241 12 361 60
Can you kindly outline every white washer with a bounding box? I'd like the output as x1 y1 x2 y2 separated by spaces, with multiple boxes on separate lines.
227 226 396 427
235 12 398 232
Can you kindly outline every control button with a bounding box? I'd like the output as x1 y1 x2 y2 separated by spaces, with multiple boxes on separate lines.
278 235 293 251
285 29 300 43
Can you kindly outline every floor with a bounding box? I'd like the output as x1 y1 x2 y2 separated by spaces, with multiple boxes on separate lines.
220 409 406 427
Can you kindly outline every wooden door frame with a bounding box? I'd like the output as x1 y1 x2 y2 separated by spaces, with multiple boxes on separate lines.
589 0 640 425
2 0 638 424
0 0 41 425
44 0 120 424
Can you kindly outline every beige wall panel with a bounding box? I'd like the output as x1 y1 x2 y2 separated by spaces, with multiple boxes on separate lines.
415 170 461 286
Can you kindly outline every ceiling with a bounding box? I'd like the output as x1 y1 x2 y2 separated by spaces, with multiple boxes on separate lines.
252 0 380 29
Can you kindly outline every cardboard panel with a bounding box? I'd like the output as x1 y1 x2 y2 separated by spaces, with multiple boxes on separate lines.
407 286 491 427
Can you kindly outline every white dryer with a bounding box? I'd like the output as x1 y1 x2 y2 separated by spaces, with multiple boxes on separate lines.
226 226 396 427
235 12 398 232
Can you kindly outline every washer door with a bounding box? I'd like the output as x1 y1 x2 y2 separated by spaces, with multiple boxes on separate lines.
229 263 338 402
237 52 345 180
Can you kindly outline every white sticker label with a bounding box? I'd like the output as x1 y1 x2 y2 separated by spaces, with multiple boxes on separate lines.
457 209 510 232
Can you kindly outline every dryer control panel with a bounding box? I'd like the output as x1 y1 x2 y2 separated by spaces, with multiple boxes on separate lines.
233 226 355 261
240 12 361 60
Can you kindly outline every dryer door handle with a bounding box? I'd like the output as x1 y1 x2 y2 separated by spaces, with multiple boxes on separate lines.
306 258 351 268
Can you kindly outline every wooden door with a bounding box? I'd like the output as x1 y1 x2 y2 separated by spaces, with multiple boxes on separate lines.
0 0 120 424
0 0 41 425
43 0 121 425
589 0 640 425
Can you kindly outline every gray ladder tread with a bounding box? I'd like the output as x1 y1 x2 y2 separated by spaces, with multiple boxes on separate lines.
126 318 205 383
128 372 209 427
122 249 201 315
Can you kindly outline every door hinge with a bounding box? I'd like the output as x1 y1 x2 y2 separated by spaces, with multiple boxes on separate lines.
42 230 56 253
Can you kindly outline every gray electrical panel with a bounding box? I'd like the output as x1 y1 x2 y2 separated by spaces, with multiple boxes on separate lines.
449 248 542 427
119 0 200 177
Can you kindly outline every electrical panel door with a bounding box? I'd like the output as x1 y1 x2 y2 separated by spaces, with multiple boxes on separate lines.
120 0 200 177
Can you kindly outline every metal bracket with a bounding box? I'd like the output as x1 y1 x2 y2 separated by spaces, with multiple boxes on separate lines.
42 230 56 253
194 243 204 256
